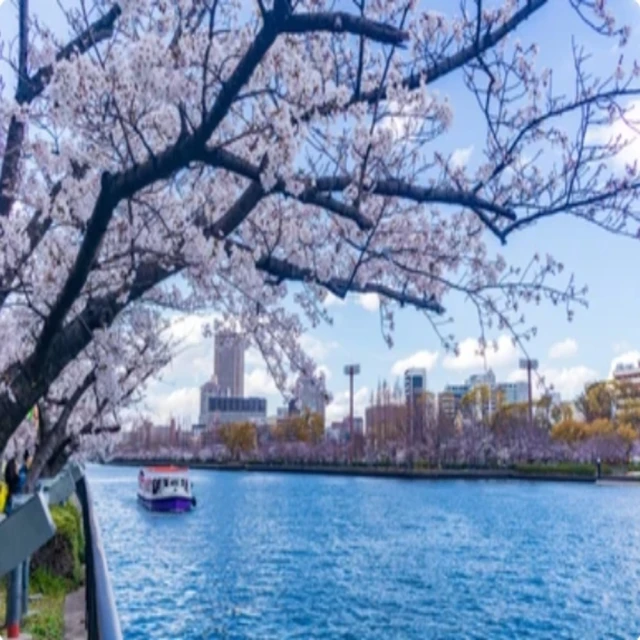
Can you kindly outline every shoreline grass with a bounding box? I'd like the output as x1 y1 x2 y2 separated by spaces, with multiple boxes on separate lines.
0 500 84 640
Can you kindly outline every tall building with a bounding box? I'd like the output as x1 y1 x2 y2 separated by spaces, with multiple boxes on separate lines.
365 402 407 449
404 368 427 397
327 417 364 443
403 368 429 444
199 389 267 427
438 371 527 421
439 384 469 420
294 375 328 423
467 370 496 388
612 361 640 419
497 381 529 406
613 361 640 387
214 331 245 397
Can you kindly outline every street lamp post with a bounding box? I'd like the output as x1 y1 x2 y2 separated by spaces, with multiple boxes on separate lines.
519 358 539 428
343 364 360 460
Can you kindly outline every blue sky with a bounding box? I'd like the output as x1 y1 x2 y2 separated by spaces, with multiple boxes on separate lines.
141 0 640 426
1 0 640 426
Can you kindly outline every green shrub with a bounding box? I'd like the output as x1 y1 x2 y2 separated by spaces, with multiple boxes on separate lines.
511 462 596 476
32 500 84 588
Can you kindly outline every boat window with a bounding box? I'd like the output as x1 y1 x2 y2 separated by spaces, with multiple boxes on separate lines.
163 479 168 487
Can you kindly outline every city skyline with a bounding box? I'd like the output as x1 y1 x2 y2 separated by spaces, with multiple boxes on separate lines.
141 309 638 427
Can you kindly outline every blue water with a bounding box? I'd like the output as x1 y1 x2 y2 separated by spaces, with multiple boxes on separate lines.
89 465 640 639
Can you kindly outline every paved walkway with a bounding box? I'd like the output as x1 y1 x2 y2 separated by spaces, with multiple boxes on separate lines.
63 587 86 640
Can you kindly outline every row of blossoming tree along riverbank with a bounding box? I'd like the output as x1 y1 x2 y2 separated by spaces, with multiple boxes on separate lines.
1 1 640 481
110 378 640 469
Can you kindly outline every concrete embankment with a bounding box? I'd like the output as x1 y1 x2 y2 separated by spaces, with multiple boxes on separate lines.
104 459 637 484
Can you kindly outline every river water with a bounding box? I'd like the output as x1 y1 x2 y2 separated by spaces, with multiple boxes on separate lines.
89 465 640 639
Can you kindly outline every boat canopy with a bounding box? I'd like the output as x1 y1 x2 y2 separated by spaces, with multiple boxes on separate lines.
141 466 189 477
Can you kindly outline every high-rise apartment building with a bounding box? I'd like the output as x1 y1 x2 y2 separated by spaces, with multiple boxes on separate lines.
497 381 529 406
294 375 328 423
403 368 429 444
214 331 245 397
404 368 427 397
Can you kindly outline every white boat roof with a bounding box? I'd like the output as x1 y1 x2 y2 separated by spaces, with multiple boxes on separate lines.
140 465 189 477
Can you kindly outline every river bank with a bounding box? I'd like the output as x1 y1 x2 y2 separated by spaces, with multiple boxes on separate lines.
0 500 84 640
108 458 640 483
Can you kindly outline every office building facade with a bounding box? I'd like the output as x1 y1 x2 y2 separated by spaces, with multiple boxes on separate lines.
214 331 245 397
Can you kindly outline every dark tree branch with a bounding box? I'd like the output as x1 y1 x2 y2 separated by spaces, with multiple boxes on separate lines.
28 367 97 488
199 146 516 223
255 254 446 313
283 12 408 45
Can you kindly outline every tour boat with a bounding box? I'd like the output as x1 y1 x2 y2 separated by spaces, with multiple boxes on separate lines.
137 466 197 513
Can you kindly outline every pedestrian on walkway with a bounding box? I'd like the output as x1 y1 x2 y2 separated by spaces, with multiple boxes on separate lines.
18 449 32 492
4 457 20 514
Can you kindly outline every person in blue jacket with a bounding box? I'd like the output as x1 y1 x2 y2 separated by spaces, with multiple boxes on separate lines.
18 449 31 493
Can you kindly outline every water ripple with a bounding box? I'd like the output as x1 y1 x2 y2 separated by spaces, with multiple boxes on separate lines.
89 466 640 640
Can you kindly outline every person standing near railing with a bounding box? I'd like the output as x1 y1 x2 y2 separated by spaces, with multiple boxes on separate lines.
18 450 32 492
4 457 21 514
0 460 8 514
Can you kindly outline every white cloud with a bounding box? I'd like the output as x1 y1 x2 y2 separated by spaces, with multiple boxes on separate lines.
165 313 210 347
548 338 578 360
144 386 200 425
587 99 640 170
507 365 599 401
245 347 264 367
245 368 279 397
357 293 380 312
324 292 346 307
443 335 518 371
450 145 474 169
300 334 338 361
609 350 640 378
391 350 439 376
326 386 370 424
613 341 631 355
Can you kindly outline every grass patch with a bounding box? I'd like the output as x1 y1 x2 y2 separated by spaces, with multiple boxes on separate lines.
0 572 66 640
0 499 84 640
49 501 84 583
511 462 597 476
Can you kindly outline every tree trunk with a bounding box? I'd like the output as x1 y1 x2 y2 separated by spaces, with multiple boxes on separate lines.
27 421 69 490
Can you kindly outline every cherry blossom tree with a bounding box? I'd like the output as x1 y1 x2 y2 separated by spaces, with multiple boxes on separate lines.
1 306 174 483
0 0 639 455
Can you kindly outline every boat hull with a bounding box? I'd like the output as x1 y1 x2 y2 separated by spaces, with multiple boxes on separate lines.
137 494 194 513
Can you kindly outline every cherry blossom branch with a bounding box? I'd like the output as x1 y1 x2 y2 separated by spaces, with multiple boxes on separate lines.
282 12 408 46
28 367 97 486
305 0 547 120
255 253 445 313
198 147 517 225
0 5 122 218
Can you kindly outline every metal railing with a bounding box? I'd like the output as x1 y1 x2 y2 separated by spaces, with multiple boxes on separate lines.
73 467 123 640
2 463 122 640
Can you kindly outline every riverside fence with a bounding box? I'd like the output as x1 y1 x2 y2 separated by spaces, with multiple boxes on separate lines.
0 462 122 640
